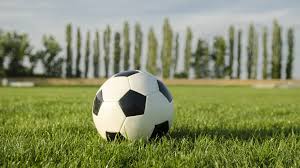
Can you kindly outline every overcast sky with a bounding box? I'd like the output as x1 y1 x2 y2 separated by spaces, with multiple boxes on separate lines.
0 0 299 78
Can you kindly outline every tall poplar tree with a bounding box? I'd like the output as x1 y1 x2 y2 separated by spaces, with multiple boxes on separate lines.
134 23 142 70
247 24 255 79
228 25 235 78
204 44 210 78
0 49 4 77
93 30 100 78
0 31 4 77
271 20 282 79
103 25 111 77
147 27 158 75
286 28 294 79
213 36 226 78
237 30 242 79
161 18 173 78
123 21 130 71
193 38 209 78
84 31 90 78
184 27 192 77
114 32 121 74
252 30 259 79
262 27 268 79
173 33 179 74
66 23 73 77
75 27 81 77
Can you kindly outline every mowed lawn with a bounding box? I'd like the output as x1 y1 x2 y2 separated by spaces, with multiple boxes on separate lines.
0 86 300 167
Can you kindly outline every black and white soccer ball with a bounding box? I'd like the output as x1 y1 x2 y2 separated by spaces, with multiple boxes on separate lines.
92 70 174 141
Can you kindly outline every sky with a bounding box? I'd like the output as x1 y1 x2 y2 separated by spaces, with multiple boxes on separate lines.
0 0 299 79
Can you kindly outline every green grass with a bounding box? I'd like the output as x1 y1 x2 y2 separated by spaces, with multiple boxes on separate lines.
0 86 300 167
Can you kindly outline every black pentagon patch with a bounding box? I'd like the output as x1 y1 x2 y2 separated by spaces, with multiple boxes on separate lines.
157 80 173 103
119 90 146 117
150 121 169 139
114 70 139 77
93 90 103 116
106 132 125 141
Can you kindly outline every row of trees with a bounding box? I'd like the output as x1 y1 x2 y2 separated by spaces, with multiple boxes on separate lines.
0 19 295 79
0 31 63 77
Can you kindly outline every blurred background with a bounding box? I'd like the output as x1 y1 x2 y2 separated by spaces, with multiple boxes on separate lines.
0 0 299 83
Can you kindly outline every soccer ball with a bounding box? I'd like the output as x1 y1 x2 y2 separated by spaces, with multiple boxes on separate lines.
92 70 174 141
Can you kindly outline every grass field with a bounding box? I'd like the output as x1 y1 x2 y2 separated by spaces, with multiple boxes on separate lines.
1 86 300 167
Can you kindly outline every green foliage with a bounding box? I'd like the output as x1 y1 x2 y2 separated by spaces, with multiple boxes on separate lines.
134 23 143 70
123 21 130 71
262 27 268 79
161 18 173 78
113 32 121 74
1 86 300 167
286 28 294 79
247 24 258 79
66 23 73 78
271 20 282 79
193 38 209 78
93 31 100 78
0 31 5 77
184 27 192 77
1 31 32 76
213 36 226 78
228 25 235 78
29 50 42 75
146 28 158 75
173 33 179 74
84 31 90 78
103 25 111 78
237 30 242 79
76 27 82 78
174 72 188 78
39 35 63 77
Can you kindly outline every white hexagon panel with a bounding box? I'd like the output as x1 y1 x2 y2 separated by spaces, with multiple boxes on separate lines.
101 77 130 101
128 71 159 96
92 101 126 140
144 92 174 128
120 115 154 140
